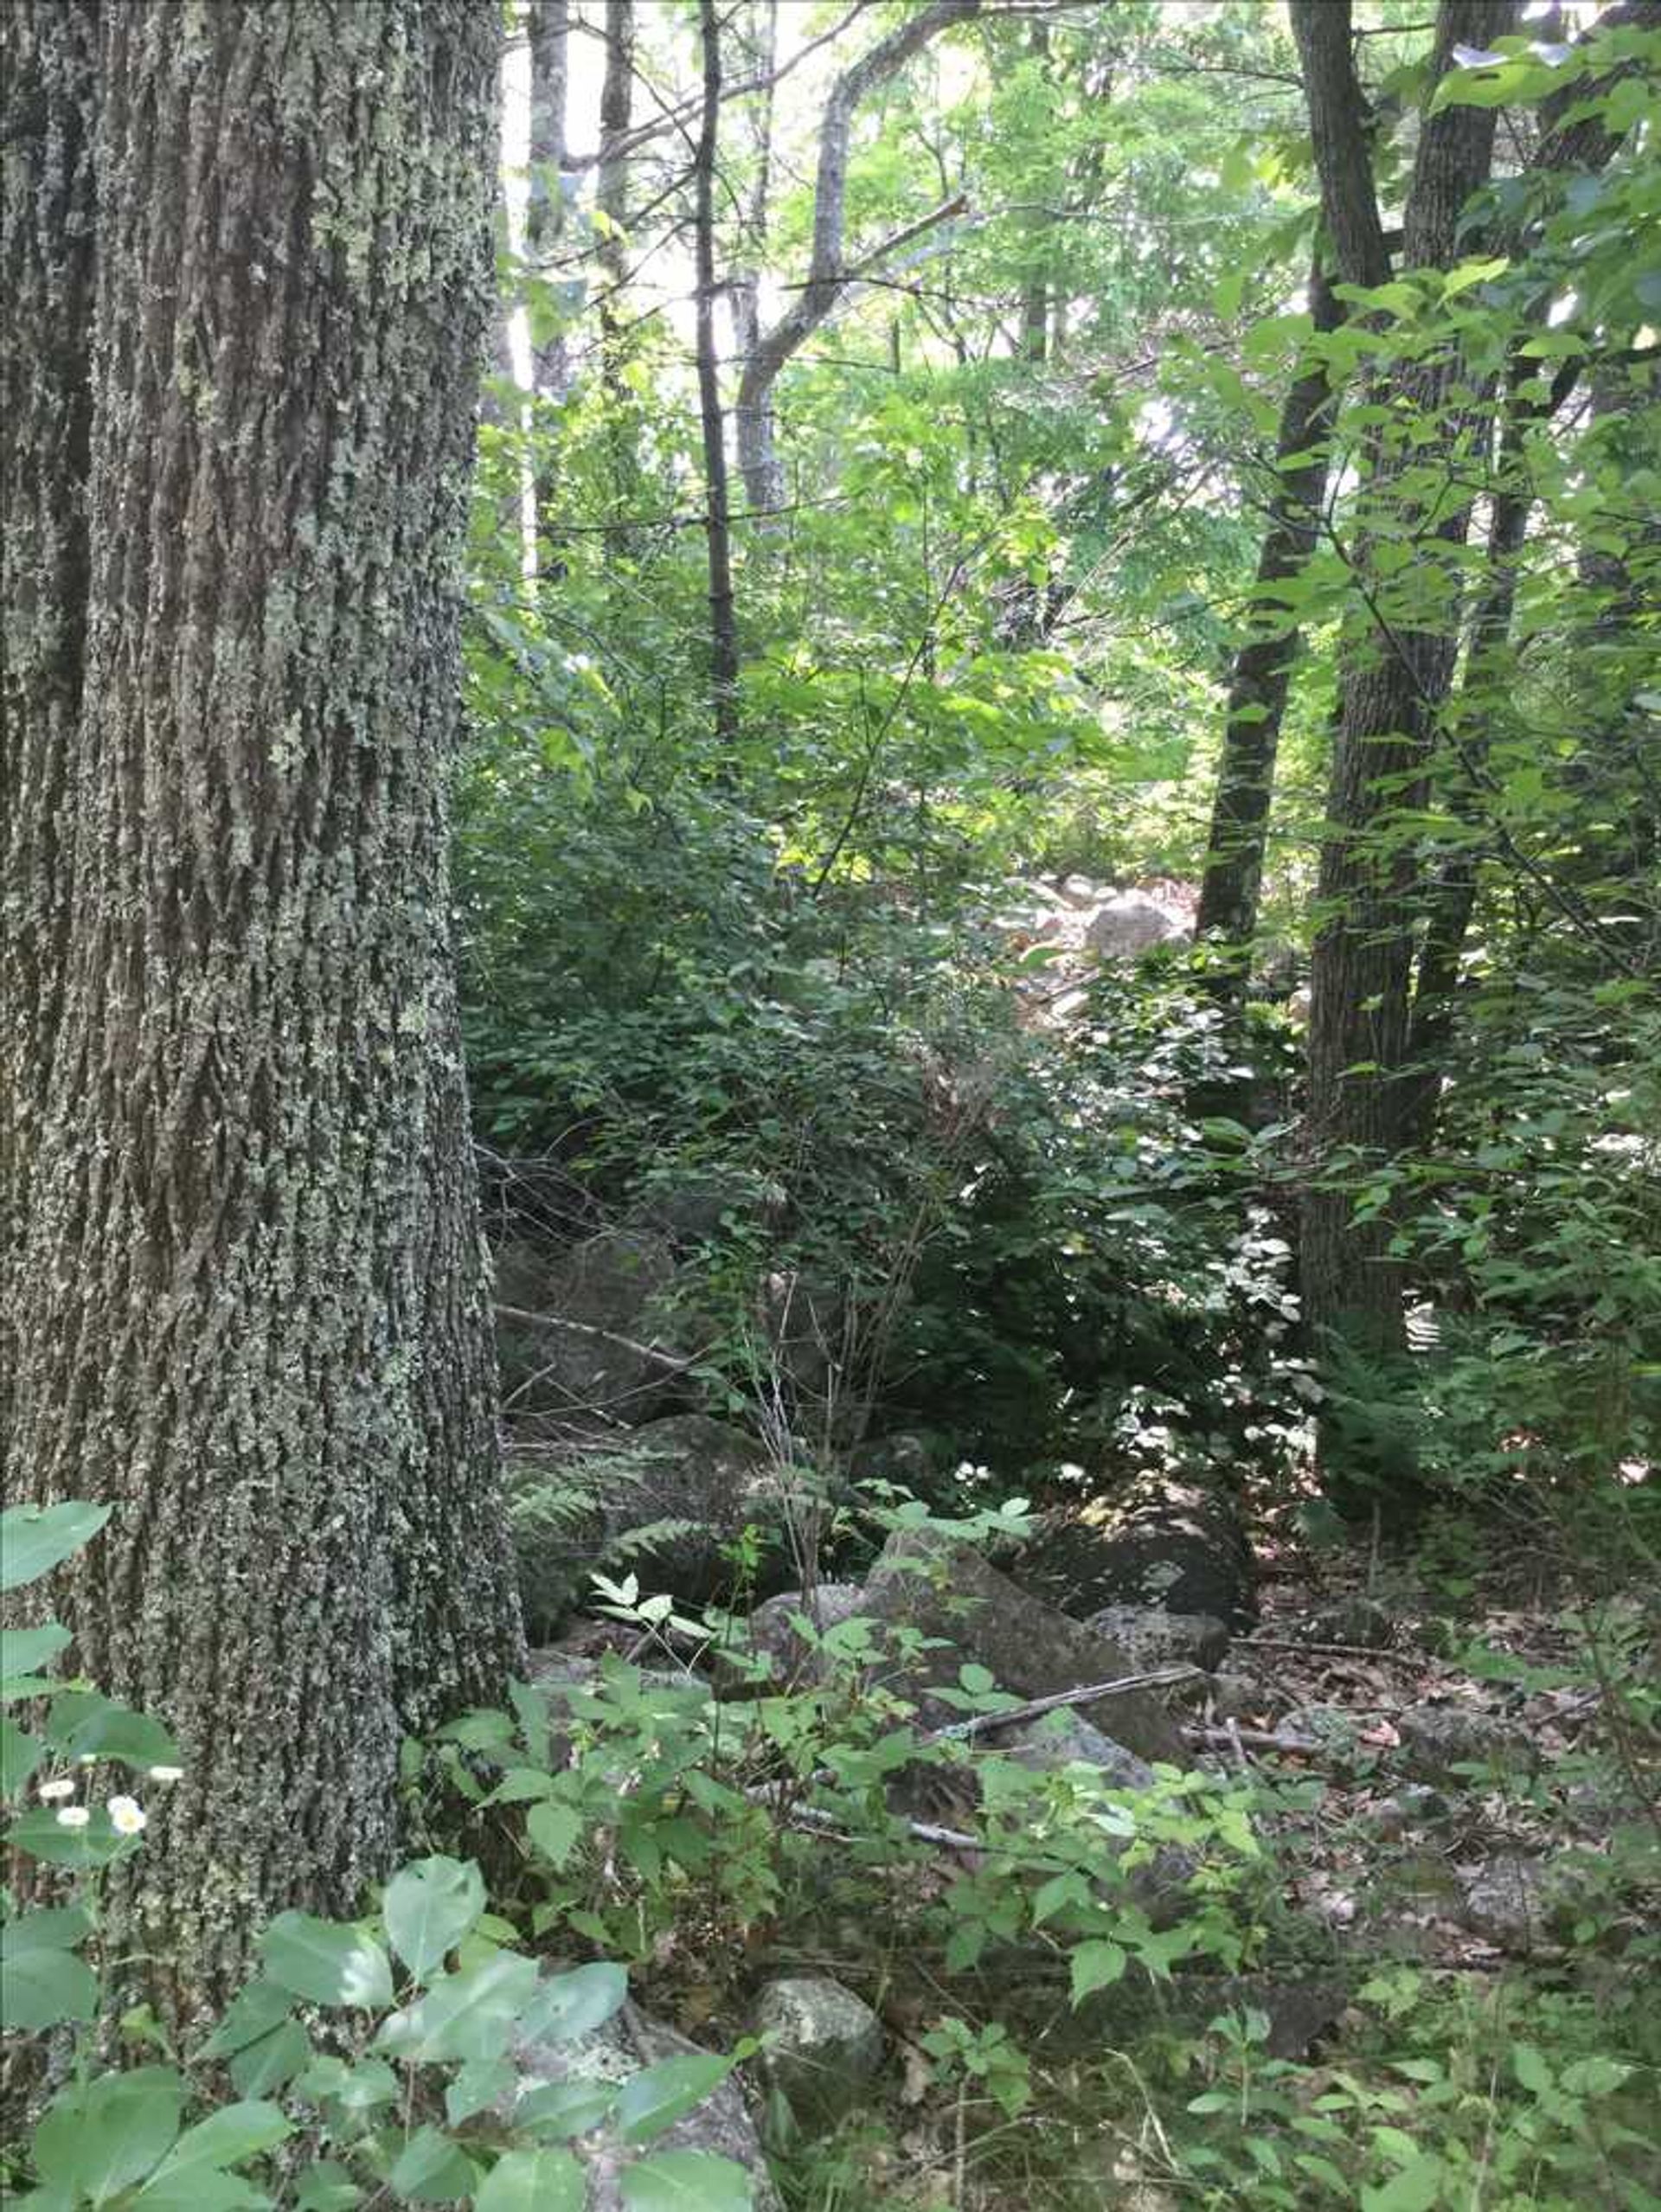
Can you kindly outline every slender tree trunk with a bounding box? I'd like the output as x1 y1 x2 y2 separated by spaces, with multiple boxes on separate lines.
1 0 99 1472
734 0 978 516
1292 0 1515 1509
596 0 635 530
6 0 523 2017
1195 257 1343 972
728 0 778 381
696 0 741 745
526 0 570 568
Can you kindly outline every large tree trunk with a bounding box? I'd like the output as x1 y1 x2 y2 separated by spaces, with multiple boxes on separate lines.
0 0 99 1470
1195 256 1342 973
5 0 523 2016
1291 0 1514 1509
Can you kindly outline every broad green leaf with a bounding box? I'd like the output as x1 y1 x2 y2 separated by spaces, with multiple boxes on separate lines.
382 1855 485 1981
6 1805 132 1869
1362 2155 1446 2212
375 1949 539 2064
0 1937 98 2030
135 2102 291 2206
1069 1939 1126 2004
1512 2043 1552 2094
520 1960 629 2045
475 2149 587 2212
1 1716 43 1798
292 2162 362 2212
616 2054 735 2145
1 1502 112 1592
45 1690 180 1771
295 2055 398 2113
527 1799 583 1869
1 1624 72 1687
196 1978 295 2061
387 2125 473 2204
260 1913 393 2010
229 2020 311 2099
621 2152 755 2211
513 2075 618 2138
32 2065 184 2203
445 2056 516 2127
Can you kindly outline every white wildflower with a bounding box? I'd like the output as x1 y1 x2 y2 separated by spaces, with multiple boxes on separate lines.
37 1777 76 1803
55 1805 91 1830
107 1795 147 1837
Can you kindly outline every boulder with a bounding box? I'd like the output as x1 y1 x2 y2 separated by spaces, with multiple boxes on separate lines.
1396 1702 1536 1783
606 1414 795 1606
507 1996 779 2210
734 1583 870 1689
1086 1606 1230 1675
496 1229 680 1421
1296 1597 1394 1651
752 1976 883 2129
860 1529 1188 1765
1085 893 1184 959
1017 1475 1257 1631
1456 1854 1593 1954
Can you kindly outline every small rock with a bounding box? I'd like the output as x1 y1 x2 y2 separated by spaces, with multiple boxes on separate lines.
1087 1606 1230 1674
1459 1856 1550 1952
1004 1712 1157 1791
1085 892 1185 958
1208 1671 1269 1722
1371 1786 1452 1840
1299 1597 1394 1650
752 1975 883 2128
1397 1702 1535 1783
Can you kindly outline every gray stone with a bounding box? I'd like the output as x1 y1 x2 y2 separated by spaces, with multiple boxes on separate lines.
1299 1597 1394 1650
1086 1606 1230 1675
1019 1476 1256 1630
1004 1712 1157 1791
508 1996 779 2209
752 1975 883 2128
1085 892 1184 959
1372 1785 1453 1839
1459 1856 1565 1953
603 1414 790 1606
496 1230 680 1421
1397 1702 1535 1783
861 1529 1188 1765
734 1584 870 1689
1209 1671 1270 1722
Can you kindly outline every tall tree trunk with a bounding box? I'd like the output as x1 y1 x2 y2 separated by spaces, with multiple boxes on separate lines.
596 0 636 529
734 0 978 516
728 0 778 382
526 0 570 567
1292 0 1515 1509
0 0 99 1472
6 0 523 2017
696 0 741 745
1195 256 1343 974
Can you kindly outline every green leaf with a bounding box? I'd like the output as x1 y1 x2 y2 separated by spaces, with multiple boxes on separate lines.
229 2021 311 2099
520 1960 629 2045
1 1715 43 1798
196 1978 295 2061
292 2162 362 2212
445 2056 515 2127
259 1913 393 2010
375 1949 539 2064
616 2055 734 2145
0 1933 98 2030
1362 2155 1445 2212
1 1502 112 1592
513 2075 618 2138
382 1856 485 1982
32 2066 184 2203
527 1799 583 1869
1512 2043 1552 2094
621 2151 755 2211
388 2125 473 2204
475 2149 587 2212
1068 1939 1126 2004
135 2103 292 2204
44 1691 181 1771
1 1624 73 1689
6 1805 133 1869
295 2055 399 2113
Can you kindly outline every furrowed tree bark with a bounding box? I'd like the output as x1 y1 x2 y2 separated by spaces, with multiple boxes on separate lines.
7 0 524 2016
696 0 741 745
1195 256 1343 976
1291 0 1516 1511
0 0 99 1473
734 0 978 516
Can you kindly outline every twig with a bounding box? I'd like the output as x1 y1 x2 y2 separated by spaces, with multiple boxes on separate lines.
1183 1723 1325 1757
494 1302 711 1376
926 1665 1202 1742
1239 1635 1417 1663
